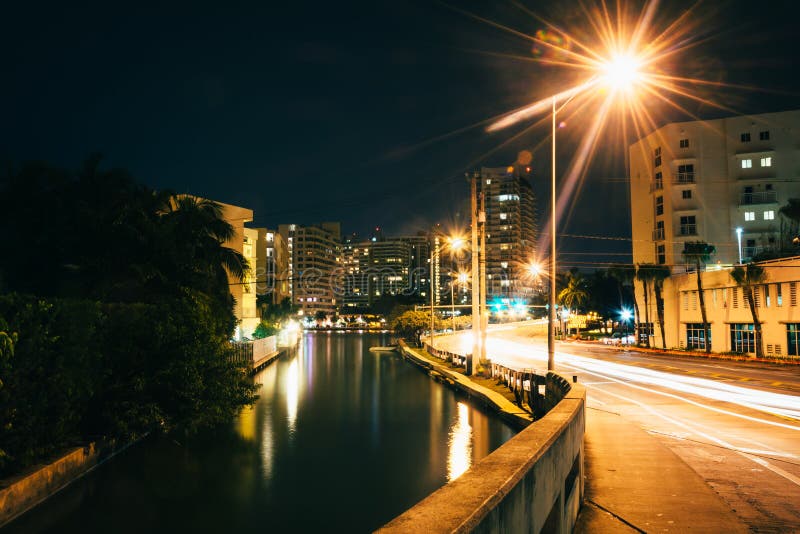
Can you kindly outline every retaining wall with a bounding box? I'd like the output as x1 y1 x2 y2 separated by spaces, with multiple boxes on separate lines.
380 343 585 533
0 443 101 527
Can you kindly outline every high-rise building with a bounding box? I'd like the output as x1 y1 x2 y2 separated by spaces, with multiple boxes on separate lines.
341 235 371 310
399 233 432 300
279 222 341 316
629 109 800 269
476 166 537 301
341 236 415 310
250 228 290 306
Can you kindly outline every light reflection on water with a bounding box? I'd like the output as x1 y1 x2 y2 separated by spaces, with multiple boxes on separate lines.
448 402 473 481
4 333 515 534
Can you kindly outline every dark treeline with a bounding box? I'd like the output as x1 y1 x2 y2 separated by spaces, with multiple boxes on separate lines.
0 158 257 477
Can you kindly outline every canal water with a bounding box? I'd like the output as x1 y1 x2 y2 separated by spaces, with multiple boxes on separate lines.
5 333 515 533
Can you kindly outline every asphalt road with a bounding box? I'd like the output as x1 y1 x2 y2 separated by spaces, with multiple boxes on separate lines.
432 326 800 532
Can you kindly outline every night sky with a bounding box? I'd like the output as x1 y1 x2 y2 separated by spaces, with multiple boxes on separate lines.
2 0 798 268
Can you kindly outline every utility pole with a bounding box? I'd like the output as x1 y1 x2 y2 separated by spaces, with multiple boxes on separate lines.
470 173 480 375
479 189 487 364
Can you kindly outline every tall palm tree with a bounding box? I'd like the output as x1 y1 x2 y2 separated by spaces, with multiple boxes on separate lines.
608 264 639 339
636 264 656 348
650 265 672 349
558 272 588 335
730 263 767 358
682 242 716 353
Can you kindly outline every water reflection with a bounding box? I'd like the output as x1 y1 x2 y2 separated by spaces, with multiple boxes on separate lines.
4 333 515 534
448 402 473 481
286 356 299 433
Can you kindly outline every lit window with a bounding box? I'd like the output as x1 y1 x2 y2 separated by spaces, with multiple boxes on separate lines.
741 159 752 169
764 210 775 220
486 179 491 185
741 132 751 142
499 213 507 220
500 261 508 268
745 211 755 221
759 130 770 140
679 138 689 148
760 156 772 167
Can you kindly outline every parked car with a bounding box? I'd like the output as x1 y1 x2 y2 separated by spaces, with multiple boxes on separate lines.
601 332 635 345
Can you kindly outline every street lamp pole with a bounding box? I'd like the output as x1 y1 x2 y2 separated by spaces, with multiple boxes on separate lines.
429 233 438 350
548 96 557 371
450 274 456 334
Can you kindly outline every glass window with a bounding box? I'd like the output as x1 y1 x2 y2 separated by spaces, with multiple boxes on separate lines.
657 244 666 265
655 196 663 216
682 189 692 199
777 283 783 306
730 323 755 353
679 215 696 235
741 132 751 142
679 139 689 148
759 130 770 140
745 211 755 221
686 323 710 350
764 210 774 220
741 159 752 169
788 324 800 356
499 213 507 220
761 156 772 167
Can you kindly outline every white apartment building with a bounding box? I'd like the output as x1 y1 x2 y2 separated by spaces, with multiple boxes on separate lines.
630 109 800 269
629 110 800 356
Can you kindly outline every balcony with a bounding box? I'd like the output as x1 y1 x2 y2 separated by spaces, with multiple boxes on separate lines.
672 172 695 184
739 191 778 206
652 228 665 241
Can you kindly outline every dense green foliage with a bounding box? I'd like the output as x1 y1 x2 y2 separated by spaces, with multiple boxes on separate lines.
0 160 257 477
391 310 439 346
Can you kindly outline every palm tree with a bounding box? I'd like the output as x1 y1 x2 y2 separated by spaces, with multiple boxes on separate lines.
730 263 767 358
636 264 656 348
650 265 672 349
608 264 639 338
682 242 716 353
779 198 800 251
558 272 588 335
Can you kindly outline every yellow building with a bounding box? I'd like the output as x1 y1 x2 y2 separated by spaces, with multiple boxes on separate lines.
642 256 800 357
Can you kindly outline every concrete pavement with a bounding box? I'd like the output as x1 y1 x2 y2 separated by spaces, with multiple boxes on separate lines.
426 331 752 532
575 408 748 532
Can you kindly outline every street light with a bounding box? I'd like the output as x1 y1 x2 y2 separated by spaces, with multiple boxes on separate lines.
546 57 642 371
620 308 632 339
429 232 466 351
736 227 743 264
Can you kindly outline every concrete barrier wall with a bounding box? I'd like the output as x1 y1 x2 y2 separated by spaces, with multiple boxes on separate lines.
377 374 585 534
0 443 100 527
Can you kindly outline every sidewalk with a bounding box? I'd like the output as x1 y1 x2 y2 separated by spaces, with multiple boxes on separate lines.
574 408 748 533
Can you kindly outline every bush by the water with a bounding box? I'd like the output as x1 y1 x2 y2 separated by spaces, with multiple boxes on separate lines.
0 160 258 477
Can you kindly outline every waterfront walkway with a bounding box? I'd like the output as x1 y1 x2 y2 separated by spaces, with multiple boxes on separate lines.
423 332 749 533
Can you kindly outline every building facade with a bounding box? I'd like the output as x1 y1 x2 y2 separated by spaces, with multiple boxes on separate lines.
215 201 258 339
476 166 537 301
279 222 341 317
642 257 800 357
252 228 290 306
240 227 260 337
629 110 800 270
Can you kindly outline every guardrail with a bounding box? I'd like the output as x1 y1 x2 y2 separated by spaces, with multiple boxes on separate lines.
230 336 279 372
377 370 585 533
